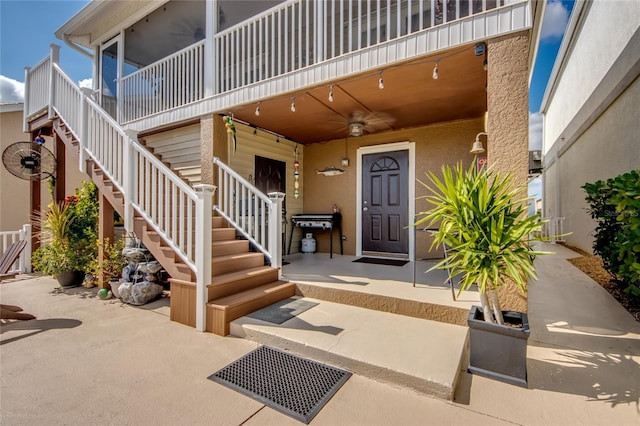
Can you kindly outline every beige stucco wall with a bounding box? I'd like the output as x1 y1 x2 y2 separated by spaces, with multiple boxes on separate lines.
486 32 529 190
303 117 483 258
486 32 530 313
1 107 88 234
0 107 32 232
544 76 640 253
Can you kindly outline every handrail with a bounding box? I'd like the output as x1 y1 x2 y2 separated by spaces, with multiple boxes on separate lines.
213 156 282 269
48 61 201 272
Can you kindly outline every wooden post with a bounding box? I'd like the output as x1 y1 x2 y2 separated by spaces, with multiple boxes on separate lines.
54 133 66 204
98 191 115 289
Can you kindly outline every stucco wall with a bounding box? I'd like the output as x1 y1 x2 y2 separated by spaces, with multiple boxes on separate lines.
486 32 529 190
544 76 640 253
303 117 483 258
0 108 32 232
544 1 640 152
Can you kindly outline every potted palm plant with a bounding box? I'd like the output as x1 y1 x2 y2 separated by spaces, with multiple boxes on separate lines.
415 161 547 387
32 181 98 288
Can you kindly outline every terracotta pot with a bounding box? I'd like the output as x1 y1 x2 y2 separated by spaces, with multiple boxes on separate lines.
55 270 85 288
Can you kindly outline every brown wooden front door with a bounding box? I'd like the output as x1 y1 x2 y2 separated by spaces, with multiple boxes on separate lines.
254 155 286 206
362 150 409 254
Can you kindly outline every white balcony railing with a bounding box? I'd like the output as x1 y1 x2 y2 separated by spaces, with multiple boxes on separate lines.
120 40 205 123
215 0 506 93
119 0 517 123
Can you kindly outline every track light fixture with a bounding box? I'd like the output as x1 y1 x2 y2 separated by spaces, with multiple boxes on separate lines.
328 85 334 102
255 101 261 116
378 71 384 89
290 97 296 112
432 59 439 80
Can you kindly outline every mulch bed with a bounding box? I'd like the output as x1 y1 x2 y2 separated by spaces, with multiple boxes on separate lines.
561 243 640 322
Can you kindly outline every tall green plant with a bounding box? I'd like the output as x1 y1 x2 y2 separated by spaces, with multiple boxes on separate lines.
415 162 547 324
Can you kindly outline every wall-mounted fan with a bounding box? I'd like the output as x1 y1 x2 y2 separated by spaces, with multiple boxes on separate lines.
2 142 56 183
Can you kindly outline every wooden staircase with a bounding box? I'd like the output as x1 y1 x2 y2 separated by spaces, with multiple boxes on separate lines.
52 117 294 336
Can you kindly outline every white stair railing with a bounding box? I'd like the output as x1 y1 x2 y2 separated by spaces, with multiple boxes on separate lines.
25 45 215 331
213 157 283 272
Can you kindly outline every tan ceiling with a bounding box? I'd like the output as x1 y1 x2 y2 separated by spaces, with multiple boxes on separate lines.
229 45 487 145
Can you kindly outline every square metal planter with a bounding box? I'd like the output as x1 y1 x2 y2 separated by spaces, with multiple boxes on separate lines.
467 305 530 387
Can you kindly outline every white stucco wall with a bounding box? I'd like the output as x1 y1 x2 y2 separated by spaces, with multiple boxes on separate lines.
543 0 640 153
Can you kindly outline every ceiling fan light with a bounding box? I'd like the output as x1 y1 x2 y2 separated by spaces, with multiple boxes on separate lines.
349 122 364 137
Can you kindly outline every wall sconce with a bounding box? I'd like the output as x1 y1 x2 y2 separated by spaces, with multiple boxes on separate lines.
470 132 487 154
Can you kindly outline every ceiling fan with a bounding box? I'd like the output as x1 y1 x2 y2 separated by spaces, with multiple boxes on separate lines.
342 111 396 137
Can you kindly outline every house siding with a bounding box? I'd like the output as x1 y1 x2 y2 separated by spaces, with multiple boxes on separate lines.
227 122 304 253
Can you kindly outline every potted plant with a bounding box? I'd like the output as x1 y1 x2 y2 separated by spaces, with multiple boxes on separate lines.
89 237 126 294
32 181 99 287
415 162 547 387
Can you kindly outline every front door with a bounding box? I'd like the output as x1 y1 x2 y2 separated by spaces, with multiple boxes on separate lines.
254 156 286 197
361 150 409 255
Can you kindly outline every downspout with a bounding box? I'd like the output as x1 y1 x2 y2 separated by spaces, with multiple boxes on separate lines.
62 33 94 59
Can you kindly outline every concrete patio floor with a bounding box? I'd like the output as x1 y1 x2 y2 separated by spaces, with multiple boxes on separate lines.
1 243 639 425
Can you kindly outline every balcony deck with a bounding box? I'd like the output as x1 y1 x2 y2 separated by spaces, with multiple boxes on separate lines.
121 0 531 134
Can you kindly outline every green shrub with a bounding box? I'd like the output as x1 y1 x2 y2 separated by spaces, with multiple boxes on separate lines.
583 170 640 297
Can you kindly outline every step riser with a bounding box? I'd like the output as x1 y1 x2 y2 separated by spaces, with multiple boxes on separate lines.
230 321 462 400
212 255 264 276
208 268 280 300
295 283 469 326
212 240 249 256
206 283 295 335
213 229 236 241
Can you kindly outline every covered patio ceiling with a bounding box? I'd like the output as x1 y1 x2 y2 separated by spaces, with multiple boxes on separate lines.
229 44 487 145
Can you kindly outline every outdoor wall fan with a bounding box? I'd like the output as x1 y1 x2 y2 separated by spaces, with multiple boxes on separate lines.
2 141 57 183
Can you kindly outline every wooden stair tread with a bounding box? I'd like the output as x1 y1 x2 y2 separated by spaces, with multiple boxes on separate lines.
208 281 293 309
212 252 263 262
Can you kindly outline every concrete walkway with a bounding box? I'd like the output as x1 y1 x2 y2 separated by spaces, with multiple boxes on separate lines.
1 244 639 425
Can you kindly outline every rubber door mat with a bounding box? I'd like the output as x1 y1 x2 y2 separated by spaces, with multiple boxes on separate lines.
208 345 351 424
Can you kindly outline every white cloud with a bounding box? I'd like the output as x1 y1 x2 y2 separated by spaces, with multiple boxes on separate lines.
541 0 570 40
529 112 543 151
0 75 25 103
78 78 93 89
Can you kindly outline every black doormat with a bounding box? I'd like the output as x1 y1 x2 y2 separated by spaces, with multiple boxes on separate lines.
247 298 319 324
208 346 351 424
353 257 408 266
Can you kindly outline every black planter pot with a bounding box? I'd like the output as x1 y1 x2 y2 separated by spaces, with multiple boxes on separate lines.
467 305 530 388
55 270 85 288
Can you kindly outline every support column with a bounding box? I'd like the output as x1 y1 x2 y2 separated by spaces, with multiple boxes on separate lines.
194 184 215 332
200 115 215 186
98 192 115 289
486 32 530 313
54 133 66 204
